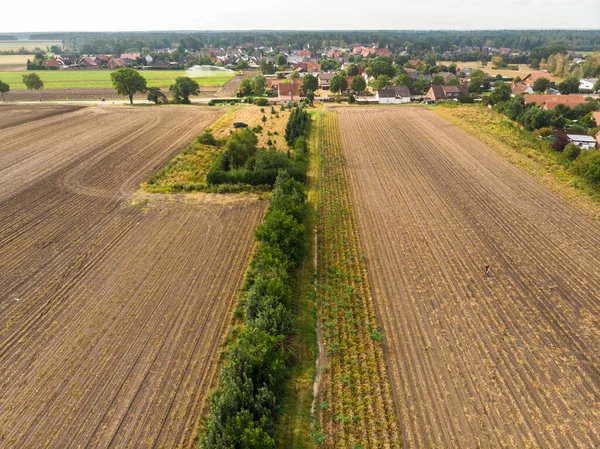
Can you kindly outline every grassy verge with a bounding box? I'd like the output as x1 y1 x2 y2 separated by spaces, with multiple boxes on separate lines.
140 139 220 193
275 114 319 449
435 104 600 217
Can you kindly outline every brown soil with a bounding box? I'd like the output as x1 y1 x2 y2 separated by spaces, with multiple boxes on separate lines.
337 106 600 448
3 86 219 102
0 104 266 449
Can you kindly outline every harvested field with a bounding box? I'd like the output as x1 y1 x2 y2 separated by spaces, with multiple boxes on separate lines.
0 105 267 449
0 103 84 130
0 86 220 102
336 106 600 448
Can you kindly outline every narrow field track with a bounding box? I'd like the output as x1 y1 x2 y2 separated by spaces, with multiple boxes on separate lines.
337 106 600 448
0 105 266 449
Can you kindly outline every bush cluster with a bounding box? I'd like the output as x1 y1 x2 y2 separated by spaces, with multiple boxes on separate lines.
206 107 311 187
201 170 307 448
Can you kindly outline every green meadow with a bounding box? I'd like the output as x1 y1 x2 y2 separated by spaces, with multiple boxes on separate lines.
0 69 234 90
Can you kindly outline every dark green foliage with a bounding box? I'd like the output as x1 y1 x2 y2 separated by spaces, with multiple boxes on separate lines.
255 209 305 265
169 76 200 104
197 130 217 146
284 106 310 146
201 168 308 448
572 150 600 184
223 128 258 169
552 129 569 151
255 97 269 106
564 143 581 161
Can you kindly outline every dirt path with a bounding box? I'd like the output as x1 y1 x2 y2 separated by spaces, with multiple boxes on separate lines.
337 106 600 448
0 105 266 449
212 71 254 98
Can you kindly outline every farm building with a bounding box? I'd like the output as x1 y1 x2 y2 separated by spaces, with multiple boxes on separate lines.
426 84 469 102
376 86 411 104
567 134 597 149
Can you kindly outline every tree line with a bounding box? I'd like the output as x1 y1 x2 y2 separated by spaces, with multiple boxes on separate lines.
200 111 311 447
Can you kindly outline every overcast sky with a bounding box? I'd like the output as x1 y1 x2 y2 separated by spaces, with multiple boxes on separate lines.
2 0 600 33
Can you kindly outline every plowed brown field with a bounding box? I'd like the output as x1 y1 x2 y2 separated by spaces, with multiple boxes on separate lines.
0 105 266 449
337 106 600 448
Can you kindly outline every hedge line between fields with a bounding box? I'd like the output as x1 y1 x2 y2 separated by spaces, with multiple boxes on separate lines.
199 113 311 448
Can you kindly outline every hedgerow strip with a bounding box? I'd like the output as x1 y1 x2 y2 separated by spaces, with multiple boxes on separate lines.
199 112 311 449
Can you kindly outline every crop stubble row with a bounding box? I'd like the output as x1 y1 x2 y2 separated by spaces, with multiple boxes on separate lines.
316 111 401 448
0 105 266 449
336 106 600 448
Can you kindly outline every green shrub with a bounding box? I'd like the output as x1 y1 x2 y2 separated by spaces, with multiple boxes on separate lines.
255 97 269 106
197 130 217 145
572 150 600 184
564 143 581 161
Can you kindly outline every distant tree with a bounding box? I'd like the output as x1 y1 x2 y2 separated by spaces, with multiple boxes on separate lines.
533 77 551 93
147 87 167 104
262 114 267 123
22 73 44 91
366 60 394 79
0 80 9 101
330 73 348 95
448 63 457 74
351 75 366 95
236 59 249 70
252 74 267 96
489 81 512 105
50 45 61 54
558 76 580 94
110 68 146 105
413 78 432 94
513 75 522 84
300 73 318 96
432 74 445 85
468 69 486 93
446 76 460 85
276 53 287 67
594 79 600 93
347 63 359 76
395 73 412 88
289 70 299 79
372 74 391 91
169 76 200 104
240 78 254 96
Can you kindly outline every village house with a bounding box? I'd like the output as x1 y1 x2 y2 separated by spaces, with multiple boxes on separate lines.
107 58 125 69
579 78 598 92
426 84 469 102
120 52 141 60
523 94 588 110
278 83 302 101
521 72 560 87
376 86 411 104
318 72 335 90
79 57 98 69
42 59 62 68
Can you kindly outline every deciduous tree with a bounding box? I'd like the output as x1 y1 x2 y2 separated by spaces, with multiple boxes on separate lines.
0 80 9 101
110 68 147 104
351 75 366 95
22 73 44 91
330 73 348 95
169 76 200 104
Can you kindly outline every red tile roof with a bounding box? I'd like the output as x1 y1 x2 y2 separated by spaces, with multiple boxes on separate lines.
278 83 301 98
523 94 588 110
